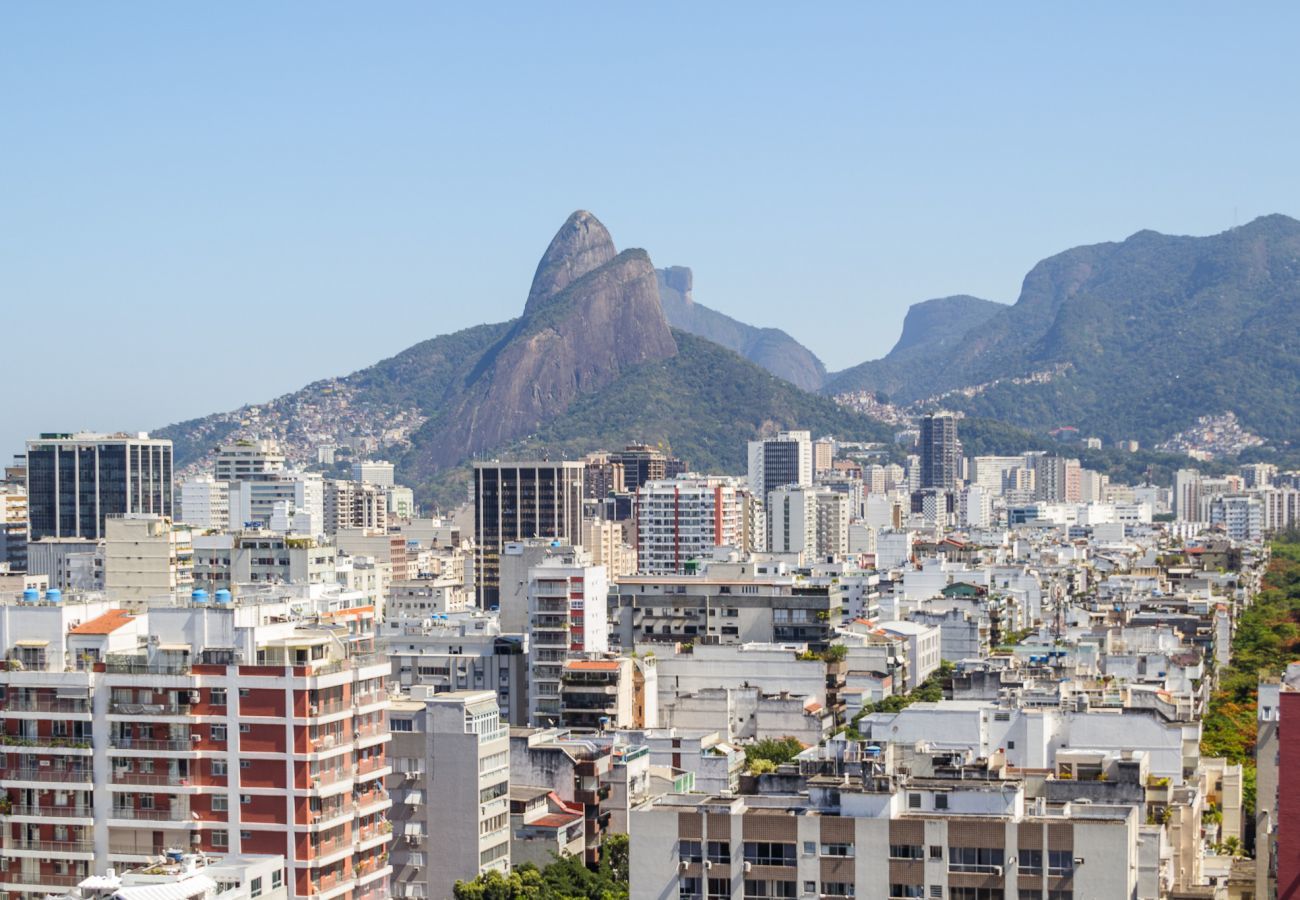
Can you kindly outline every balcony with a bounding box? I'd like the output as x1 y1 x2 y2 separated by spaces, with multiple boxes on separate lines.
110 736 192 752
109 804 192 822
4 838 94 854
11 805 92 818
1 766 92 784
112 770 190 787
0 735 92 751
109 701 190 716
0 871 87 888
4 698 90 714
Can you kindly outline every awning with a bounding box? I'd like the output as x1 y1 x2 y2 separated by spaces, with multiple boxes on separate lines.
15 640 48 648
157 644 192 653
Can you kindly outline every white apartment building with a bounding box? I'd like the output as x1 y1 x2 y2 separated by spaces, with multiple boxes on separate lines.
527 550 609 725
350 461 395 489
177 476 231 531
386 688 510 900
214 441 285 483
229 474 324 537
635 477 748 575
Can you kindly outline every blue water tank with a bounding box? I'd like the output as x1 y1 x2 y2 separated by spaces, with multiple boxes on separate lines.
214 589 233 604
45 589 62 604
21 589 38 604
192 589 209 604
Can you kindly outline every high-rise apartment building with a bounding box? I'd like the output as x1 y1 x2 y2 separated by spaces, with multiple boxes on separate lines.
1174 469 1203 523
350 461 395 489
766 486 849 562
0 484 27 570
918 413 959 491
472 461 584 610
0 590 391 900
177 475 231 531
608 445 682 492
387 689 511 900
26 433 173 541
526 548 608 725
228 474 324 536
103 514 194 603
635 477 749 575
324 480 388 535
214 440 285 483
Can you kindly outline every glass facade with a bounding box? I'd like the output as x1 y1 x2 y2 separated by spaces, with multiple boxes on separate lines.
26 437 173 540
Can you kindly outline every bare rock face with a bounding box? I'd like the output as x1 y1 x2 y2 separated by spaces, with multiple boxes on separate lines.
524 210 618 314
423 212 677 467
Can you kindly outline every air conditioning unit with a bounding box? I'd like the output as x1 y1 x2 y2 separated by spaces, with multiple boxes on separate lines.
678 861 690 872
742 862 752 873
191 734 202 742
991 866 1003 877
188 691 201 704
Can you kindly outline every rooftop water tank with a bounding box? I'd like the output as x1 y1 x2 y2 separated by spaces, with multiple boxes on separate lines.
191 589 209 604
21 589 39 604
45 589 62 604
214 589 232 604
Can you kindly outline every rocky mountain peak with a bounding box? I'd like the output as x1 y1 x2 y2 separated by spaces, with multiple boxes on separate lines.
524 210 618 314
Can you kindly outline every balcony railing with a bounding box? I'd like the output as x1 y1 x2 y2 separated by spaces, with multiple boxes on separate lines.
0 735 92 750
11 805 92 818
112 770 189 786
109 806 191 822
4 698 90 714
4 838 93 854
110 737 192 752
110 701 189 715
0 871 86 887
1 767 92 783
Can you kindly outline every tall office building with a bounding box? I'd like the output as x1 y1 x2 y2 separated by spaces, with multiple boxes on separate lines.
918 413 959 491
473 461 584 609
26 433 173 541
747 430 813 501
608 445 679 492
1174 468 1204 523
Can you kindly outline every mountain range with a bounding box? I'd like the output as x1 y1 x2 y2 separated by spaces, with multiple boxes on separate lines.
158 211 888 506
826 214 1300 446
159 211 1300 505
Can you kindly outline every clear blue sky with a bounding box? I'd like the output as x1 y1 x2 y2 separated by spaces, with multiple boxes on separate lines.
4 3 1299 459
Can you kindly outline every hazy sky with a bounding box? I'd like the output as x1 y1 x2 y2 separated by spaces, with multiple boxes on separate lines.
4 3 1300 458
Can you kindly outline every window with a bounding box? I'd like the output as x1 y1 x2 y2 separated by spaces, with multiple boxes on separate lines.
890 845 923 860
1047 892 1073 900
820 843 854 858
241 831 252 841
743 881 796 899
744 842 796 867
679 840 703 863
803 883 817 897
250 877 263 899
949 890 1004 900
707 841 730 864
392 718 414 732
211 831 228 848
803 842 817 856
139 795 154 810
239 723 252 733
1019 850 1042 875
271 870 283 890
1047 850 1074 876
908 793 922 809
680 877 702 899
240 760 252 769
212 760 228 777
890 887 923 900
934 793 949 810
948 847 1004 874
212 795 229 812
930 888 943 899
821 884 853 898
929 846 943 860
1006 741 1015 750
707 878 729 899
239 688 251 698
241 794 252 805
210 688 227 706
211 725 227 742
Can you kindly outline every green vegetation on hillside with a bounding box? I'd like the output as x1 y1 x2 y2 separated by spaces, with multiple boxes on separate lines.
826 215 1300 445
453 834 628 900
843 661 954 738
1201 537 1300 818
418 330 892 507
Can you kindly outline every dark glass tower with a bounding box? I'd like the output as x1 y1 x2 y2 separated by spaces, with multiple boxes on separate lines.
919 413 960 492
25 433 173 540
